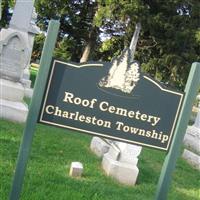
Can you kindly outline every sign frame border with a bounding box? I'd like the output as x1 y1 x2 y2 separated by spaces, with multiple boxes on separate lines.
39 59 184 151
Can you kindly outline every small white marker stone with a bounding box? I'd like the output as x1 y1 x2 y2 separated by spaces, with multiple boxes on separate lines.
69 162 83 177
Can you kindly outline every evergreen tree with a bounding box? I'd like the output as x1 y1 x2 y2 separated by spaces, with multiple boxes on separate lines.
0 0 14 28
32 0 200 89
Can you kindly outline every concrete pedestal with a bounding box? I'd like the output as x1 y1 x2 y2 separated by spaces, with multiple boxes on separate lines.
69 162 83 178
0 79 28 122
24 88 33 98
102 143 141 185
0 79 24 101
0 99 28 122
183 126 200 154
90 137 111 158
102 151 139 185
21 68 34 98
182 149 200 170
182 107 200 170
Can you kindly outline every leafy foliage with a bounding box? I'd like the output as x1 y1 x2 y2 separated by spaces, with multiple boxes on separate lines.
0 0 14 28
1 0 199 89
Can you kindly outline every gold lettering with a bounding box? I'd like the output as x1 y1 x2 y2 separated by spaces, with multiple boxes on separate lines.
115 107 128 116
138 129 145 136
74 97 82 105
130 127 138 134
85 116 91 124
99 101 109 111
104 121 112 128
79 115 85 122
89 99 97 108
63 92 74 103
141 114 147 121
108 106 116 113
146 131 151 137
127 111 135 118
62 111 69 118
161 135 169 143
69 112 75 119
151 130 158 139
54 106 62 116
116 121 124 130
45 105 54 114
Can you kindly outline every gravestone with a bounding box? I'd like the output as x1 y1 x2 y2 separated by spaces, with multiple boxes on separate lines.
90 23 143 183
21 7 40 98
90 137 111 158
69 162 83 178
0 0 39 122
9 1 40 97
102 142 142 185
182 94 200 170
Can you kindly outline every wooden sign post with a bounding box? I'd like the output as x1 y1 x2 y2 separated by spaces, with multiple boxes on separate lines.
155 62 200 200
9 20 60 200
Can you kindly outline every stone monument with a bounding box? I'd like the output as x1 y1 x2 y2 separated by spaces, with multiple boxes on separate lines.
182 94 200 170
90 137 112 158
0 0 39 122
9 2 40 98
90 23 143 184
69 162 84 178
102 141 142 185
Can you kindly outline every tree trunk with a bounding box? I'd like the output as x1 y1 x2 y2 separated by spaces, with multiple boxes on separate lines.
0 0 9 27
80 40 93 63
79 2 99 63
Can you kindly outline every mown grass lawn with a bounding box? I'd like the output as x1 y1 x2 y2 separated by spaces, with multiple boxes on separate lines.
0 119 199 200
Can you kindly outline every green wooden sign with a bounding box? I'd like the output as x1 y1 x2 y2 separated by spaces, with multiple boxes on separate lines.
39 49 183 151
9 19 200 200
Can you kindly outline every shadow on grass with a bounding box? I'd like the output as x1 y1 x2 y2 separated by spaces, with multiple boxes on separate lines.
1 119 199 200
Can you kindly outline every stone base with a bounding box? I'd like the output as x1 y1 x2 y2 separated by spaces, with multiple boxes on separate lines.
90 137 111 158
0 78 25 101
182 149 200 170
183 126 200 155
102 152 139 185
0 98 28 122
24 88 33 98
115 142 142 165
22 68 30 80
69 162 83 177
21 79 31 88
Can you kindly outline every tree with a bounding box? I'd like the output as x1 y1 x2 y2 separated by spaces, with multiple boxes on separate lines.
35 0 100 62
0 0 14 28
33 0 200 89
136 0 200 89
95 0 200 89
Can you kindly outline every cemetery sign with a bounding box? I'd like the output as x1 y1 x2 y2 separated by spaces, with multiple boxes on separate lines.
9 20 200 200
39 49 184 151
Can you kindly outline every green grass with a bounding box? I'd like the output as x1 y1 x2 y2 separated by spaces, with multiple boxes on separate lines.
30 68 38 88
0 120 199 200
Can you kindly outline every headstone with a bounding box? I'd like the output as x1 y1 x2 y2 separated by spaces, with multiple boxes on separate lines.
182 149 200 170
0 0 39 122
182 95 200 170
90 137 112 158
102 142 142 185
69 162 83 177
91 24 143 185
9 1 39 97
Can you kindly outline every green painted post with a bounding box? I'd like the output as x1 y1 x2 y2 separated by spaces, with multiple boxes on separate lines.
9 20 60 200
0 0 2 20
155 62 200 200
